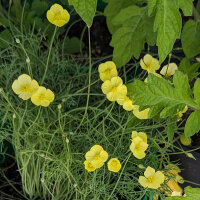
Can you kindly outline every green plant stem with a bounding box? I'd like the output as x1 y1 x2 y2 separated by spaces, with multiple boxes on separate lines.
75 27 92 132
108 153 131 200
41 26 57 85
18 43 33 78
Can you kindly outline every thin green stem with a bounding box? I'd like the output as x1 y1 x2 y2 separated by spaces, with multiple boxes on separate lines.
108 153 131 200
41 26 57 84
75 27 92 132
18 43 33 77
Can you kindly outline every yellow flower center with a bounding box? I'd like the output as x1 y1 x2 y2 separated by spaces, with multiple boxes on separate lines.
147 176 154 183
20 84 30 92
54 13 62 20
145 62 152 70
39 94 46 101
135 144 142 151
104 69 111 75
111 87 118 93
94 154 100 161
111 160 118 166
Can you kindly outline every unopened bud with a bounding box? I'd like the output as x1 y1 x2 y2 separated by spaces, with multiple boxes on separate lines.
13 113 16 119
58 104 62 109
138 164 145 169
26 57 30 64
15 38 20 44
66 138 69 143
186 153 196 160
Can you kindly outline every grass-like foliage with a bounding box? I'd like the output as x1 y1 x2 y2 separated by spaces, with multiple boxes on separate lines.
0 28 185 200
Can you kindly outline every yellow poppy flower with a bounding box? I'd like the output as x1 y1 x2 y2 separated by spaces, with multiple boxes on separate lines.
101 76 127 102
131 131 147 143
177 105 188 121
180 135 191 146
160 63 178 77
140 54 160 73
98 61 118 82
130 136 148 159
139 166 165 189
84 160 96 172
85 145 108 169
117 96 135 111
12 74 39 100
31 86 55 107
107 158 121 173
47 4 70 27
133 105 149 120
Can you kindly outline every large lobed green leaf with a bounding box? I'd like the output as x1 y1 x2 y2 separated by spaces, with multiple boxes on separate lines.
178 0 194 16
68 0 97 27
127 72 196 109
153 0 182 63
185 110 200 137
110 5 156 67
181 20 200 58
166 186 200 200
104 0 136 33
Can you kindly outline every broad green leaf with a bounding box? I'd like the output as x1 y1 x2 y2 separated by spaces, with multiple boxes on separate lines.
64 37 84 54
165 117 177 141
104 0 136 33
173 71 192 96
182 20 200 58
153 0 182 63
68 0 97 27
166 186 200 200
178 0 194 16
184 110 200 137
179 57 200 81
127 74 198 110
148 0 158 16
148 104 162 118
0 30 13 49
193 79 200 105
110 5 156 67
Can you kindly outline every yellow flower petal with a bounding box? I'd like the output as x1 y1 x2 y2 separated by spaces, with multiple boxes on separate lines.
61 9 70 23
46 89 55 102
144 166 155 178
19 92 32 100
30 80 39 93
84 161 96 172
46 10 55 24
131 131 147 143
100 150 109 162
106 92 118 101
18 74 32 84
139 176 148 188
50 3 63 13
155 171 165 184
160 63 178 77
101 80 112 94
31 94 41 106
133 106 149 120
110 76 123 87
12 80 21 94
